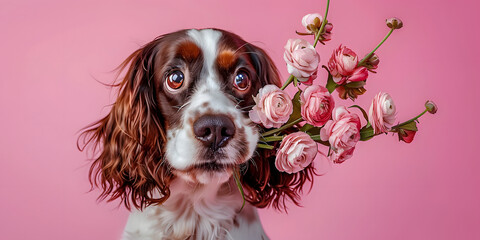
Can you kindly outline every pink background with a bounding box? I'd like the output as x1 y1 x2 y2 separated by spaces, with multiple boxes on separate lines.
1 0 479 239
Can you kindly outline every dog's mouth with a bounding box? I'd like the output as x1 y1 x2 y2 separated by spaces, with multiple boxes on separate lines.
193 161 235 172
173 161 237 184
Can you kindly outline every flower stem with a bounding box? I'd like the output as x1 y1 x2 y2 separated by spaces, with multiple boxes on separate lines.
232 166 246 212
313 0 331 48
257 143 275 150
261 135 285 142
358 28 395 66
280 75 294 90
309 135 330 146
261 118 303 137
391 109 428 130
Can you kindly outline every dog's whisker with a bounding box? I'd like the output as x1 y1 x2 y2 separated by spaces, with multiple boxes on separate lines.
173 100 191 112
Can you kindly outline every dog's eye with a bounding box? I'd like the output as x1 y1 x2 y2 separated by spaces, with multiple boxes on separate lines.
233 71 250 91
166 70 184 90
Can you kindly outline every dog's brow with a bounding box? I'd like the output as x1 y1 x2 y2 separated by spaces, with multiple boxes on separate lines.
177 41 201 62
216 50 238 70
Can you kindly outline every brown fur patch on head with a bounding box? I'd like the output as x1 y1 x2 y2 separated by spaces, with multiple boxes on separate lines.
177 41 201 62
216 50 237 70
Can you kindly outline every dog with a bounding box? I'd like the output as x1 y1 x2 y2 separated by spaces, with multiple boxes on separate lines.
79 28 315 240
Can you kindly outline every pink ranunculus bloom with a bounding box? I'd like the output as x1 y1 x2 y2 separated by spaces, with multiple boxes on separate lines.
302 70 317 86
300 85 335 127
368 92 396 134
249 85 293 129
301 13 333 41
302 13 323 33
275 132 318 174
327 45 368 85
320 106 361 160
284 39 320 82
330 146 355 164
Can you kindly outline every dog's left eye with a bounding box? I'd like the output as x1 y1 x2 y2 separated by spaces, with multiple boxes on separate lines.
233 71 250 91
166 70 184 90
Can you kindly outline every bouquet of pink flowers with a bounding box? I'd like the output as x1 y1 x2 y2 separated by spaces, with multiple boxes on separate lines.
234 0 437 210
247 2 437 174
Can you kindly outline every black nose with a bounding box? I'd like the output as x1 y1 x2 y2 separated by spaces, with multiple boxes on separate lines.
193 114 235 150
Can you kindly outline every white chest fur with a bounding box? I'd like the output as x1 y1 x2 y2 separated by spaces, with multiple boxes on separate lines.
122 178 269 240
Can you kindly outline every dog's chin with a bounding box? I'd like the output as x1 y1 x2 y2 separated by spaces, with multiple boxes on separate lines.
195 168 234 185
173 162 236 185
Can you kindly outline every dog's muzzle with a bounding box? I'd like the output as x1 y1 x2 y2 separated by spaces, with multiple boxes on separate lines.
193 114 235 151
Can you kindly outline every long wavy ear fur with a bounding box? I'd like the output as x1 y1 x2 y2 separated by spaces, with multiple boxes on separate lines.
241 44 317 211
78 37 173 210
78 33 316 211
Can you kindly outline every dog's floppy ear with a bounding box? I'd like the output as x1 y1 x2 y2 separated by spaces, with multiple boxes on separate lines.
241 44 317 211
245 43 282 88
78 37 173 210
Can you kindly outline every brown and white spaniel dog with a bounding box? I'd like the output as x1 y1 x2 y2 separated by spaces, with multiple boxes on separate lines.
79 28 315 240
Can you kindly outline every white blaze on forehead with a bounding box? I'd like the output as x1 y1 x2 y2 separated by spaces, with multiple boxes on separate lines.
187 29 222 90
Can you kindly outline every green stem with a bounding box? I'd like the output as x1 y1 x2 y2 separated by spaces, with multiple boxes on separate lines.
309 135 330 146
261 118 303 137
391 109 428 130
358 28 395 66
261 135 285 142
313 0 331 48
280 75 294 90
257 143 275 150
233 166 246 212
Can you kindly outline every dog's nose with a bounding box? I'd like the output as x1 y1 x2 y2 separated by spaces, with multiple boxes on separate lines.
193 114 235 150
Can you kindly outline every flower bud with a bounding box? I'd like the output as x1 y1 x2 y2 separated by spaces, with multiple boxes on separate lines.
367 53 380 68
302 13 323 33
398 129 416 143
425 100 438 114
386 17 403 29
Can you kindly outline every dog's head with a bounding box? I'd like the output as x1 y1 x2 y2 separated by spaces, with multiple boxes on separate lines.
79 29 315 210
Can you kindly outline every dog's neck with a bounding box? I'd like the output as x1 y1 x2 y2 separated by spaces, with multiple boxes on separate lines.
125 177 247 239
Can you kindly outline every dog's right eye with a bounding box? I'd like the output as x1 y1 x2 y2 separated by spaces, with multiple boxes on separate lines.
166 70 184 90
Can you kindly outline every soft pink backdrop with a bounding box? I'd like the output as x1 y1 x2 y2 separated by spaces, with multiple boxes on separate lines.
1 0 478 239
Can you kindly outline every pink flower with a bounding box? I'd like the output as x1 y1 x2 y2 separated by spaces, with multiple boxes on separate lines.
300 85 335 127
330 146 355 164
249 85 293 128
301 13 333 41
320 106 361 162
302 13 323 33
275 132 318 174
284 39 320 82
302 71 317 86
368 92 396 134
328 45 368 85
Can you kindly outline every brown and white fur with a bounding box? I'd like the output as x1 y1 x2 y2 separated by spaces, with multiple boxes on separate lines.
79 28 316 240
